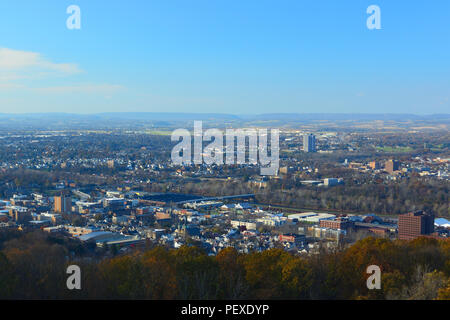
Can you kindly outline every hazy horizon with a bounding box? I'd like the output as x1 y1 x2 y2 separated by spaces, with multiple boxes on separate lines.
0 111 449 116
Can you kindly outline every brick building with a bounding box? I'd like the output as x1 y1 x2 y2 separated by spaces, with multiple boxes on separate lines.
398 211 434 240
319 217 353 230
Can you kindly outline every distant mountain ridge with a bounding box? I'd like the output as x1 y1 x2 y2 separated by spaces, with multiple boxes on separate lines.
0 112 449 121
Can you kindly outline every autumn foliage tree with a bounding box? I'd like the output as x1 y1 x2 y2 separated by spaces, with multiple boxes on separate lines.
0 229 449 300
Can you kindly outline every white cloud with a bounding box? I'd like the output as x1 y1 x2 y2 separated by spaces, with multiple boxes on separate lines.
0 48 124 97
0 83 25 90
0 48 82 90
0 48 81 74
34 84 124 94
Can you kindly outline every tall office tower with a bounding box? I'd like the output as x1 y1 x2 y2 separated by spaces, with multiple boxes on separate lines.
54 195 72 213
398 211 434 240
107 160 115 169
369 161 380 170
303 134 316 152
385 159 400 174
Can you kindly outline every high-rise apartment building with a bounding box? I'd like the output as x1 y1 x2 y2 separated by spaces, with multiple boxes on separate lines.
107 160 115 169
398 211 434 240
369 161 380 170
303 134 316 152
385 159 400 174
54 195 72 213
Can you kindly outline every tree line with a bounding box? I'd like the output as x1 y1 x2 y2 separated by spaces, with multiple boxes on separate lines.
0 230 449 300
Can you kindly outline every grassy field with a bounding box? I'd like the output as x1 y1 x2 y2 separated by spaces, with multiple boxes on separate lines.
145 130 173 136
376 146 414 153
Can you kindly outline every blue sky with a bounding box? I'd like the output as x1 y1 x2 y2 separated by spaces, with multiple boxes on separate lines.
0 0 449 114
